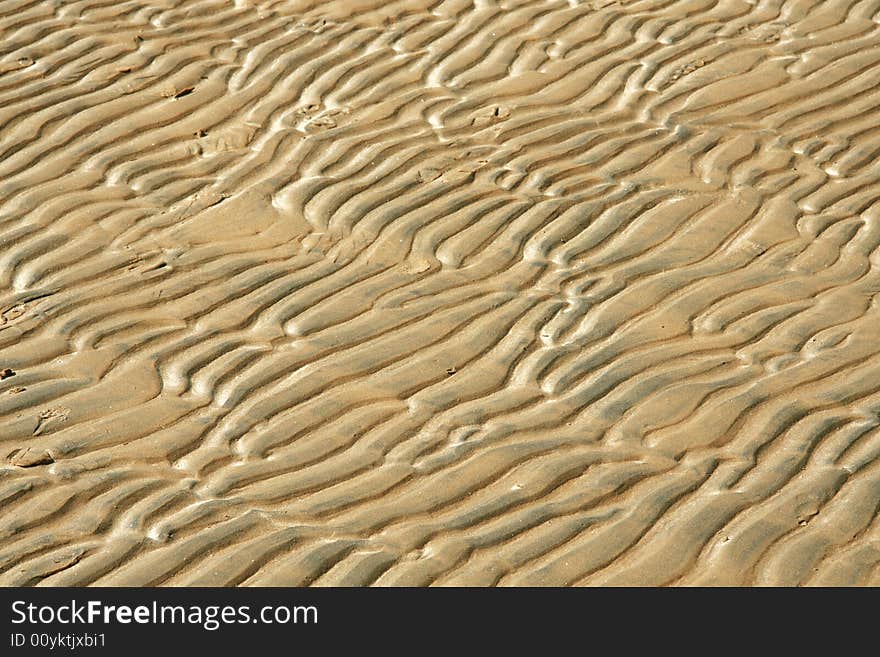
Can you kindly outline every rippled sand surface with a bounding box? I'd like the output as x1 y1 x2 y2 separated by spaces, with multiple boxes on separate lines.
2 0 880 586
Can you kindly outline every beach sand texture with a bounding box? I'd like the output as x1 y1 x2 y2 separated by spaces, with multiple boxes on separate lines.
2 0 880 586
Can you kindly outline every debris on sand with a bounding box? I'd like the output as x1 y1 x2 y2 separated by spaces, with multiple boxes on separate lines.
8 447 54 468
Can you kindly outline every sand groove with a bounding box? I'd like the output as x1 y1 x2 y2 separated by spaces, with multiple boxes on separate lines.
1 0 880 586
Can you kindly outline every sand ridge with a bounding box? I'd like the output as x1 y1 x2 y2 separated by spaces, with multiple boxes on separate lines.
1 0 880 586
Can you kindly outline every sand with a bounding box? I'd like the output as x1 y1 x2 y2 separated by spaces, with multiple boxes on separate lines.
1 0 879 587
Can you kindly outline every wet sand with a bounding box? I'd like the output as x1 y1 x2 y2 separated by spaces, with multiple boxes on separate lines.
1 0 880 586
